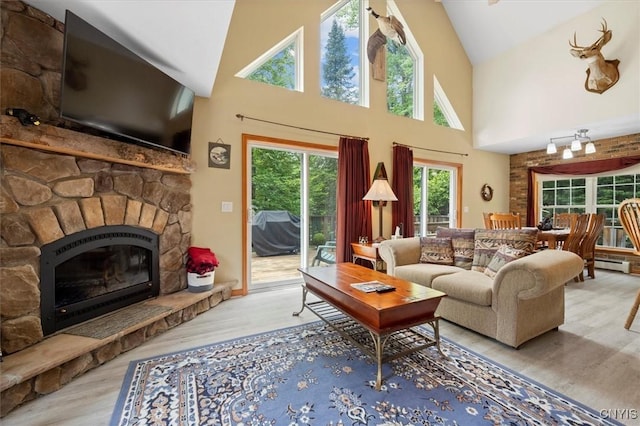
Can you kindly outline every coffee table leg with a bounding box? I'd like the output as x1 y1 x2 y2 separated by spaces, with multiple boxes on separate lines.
428 318 446 358
368 331 391 391
292 285 308 316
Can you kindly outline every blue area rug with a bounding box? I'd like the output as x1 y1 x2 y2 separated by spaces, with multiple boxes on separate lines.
111 321 619 425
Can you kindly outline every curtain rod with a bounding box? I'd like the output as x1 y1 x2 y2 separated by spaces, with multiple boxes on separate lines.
236 114 369 141
393 142 468 157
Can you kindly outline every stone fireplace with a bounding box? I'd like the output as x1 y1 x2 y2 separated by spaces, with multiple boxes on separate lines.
0 141 192 355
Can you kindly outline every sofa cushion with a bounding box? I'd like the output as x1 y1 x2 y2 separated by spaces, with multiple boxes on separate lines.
483 245 529 278
435 228 475 270
419 237 454 265
472 228 538 273
432 271 493 306
395 264 463 288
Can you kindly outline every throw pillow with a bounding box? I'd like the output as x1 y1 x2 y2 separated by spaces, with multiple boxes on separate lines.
483 244 529 278
419 237 454 265
472 228 538 272
435 228 475 269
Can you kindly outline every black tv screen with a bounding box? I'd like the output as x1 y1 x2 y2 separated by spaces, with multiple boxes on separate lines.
60 10 194 155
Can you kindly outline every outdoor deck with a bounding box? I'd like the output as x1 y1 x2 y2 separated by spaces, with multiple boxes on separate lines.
251 250 332 286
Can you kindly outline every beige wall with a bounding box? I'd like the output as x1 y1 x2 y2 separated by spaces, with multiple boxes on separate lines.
189 0 509 289
473 1 640 150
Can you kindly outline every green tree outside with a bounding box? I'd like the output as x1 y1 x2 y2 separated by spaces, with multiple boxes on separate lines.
322 19 357 104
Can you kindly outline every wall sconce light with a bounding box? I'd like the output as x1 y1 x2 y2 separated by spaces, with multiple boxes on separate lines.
549 129 595 159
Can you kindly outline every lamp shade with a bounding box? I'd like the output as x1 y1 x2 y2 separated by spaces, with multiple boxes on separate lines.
570 139 582 151
585 142 596 154
562 147 573 159
363 178 398 201
546 142 557 154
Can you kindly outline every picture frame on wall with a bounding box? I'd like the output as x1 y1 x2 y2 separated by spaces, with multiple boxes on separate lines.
208 142 230 169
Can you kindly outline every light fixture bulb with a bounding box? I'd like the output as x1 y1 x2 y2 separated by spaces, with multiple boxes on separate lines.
585 141 596 154
546 142 557 154
570 139 582 151
562 147 573 159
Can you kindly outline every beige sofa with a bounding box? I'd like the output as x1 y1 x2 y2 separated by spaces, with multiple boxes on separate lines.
378 230 584 348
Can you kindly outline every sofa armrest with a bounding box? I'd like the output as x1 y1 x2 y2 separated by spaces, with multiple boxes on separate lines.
378 238 421 275
493 250 583 301
492 249 584 347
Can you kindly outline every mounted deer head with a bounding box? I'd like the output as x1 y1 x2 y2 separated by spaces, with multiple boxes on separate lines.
569 19 620 94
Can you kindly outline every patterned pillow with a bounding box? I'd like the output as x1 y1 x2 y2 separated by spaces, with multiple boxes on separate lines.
435 228 475 270
472 228 538 272
419 237 454 265
483 245 530 278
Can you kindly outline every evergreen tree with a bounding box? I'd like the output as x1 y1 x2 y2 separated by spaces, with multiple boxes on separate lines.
322 19 356 104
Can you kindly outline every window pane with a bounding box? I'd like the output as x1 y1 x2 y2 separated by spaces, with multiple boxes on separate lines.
542 189 555 206
598 176 613 185
247 43 296 90
615 185 635 203
571 187 586 205
320 0 360 105
557 179 571 188
556 188 570 205
597 185 614 204
542 181 555 189
387 42 414 117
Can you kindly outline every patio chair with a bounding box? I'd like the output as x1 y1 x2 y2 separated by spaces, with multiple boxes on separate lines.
312 241 336 266
619 198 640 330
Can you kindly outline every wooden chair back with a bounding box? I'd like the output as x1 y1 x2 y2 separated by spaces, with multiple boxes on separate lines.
618 199 640 330
554 213 579 230
483 212 493 229
562 213 590 256
581 213 605 278
619 198 640 254
489 212 522 229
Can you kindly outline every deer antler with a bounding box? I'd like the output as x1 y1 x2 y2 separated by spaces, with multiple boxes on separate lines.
569 32 584 49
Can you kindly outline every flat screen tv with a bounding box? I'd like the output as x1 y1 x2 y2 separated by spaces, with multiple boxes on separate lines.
60 10 194 155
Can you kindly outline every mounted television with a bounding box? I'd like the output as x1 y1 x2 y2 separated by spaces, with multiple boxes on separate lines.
60 10 194 155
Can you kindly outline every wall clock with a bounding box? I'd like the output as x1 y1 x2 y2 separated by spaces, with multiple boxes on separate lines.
481 184 493 201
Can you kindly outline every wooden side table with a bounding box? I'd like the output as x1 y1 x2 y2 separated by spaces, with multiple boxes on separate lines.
350 242 384 271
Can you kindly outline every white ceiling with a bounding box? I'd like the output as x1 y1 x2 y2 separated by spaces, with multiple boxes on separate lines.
22 0 639 155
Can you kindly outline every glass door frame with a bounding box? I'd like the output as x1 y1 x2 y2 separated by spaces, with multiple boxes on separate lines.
413 159 462 236
241 134 337 295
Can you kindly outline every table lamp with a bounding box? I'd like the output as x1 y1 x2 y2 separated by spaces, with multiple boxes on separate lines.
363 177 398 242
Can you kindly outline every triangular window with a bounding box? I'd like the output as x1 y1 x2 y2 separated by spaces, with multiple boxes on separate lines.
433 75 463 130
236 28 303 92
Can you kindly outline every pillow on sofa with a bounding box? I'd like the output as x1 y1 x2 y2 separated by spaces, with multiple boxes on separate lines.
435 228 475 269
472 228 538 272
419 237 454 265
483 244 529 278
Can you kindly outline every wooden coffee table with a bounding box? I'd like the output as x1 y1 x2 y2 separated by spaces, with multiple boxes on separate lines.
294 263 447 390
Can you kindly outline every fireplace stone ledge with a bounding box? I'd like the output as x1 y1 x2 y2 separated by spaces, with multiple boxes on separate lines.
0 280 235 417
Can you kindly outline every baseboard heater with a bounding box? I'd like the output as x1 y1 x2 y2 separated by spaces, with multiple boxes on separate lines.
594 259 631 274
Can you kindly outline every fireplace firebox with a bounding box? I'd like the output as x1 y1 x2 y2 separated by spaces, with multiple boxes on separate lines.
40 225 160 335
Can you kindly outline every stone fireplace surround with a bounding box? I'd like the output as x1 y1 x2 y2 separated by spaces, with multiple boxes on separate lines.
0 123 234 416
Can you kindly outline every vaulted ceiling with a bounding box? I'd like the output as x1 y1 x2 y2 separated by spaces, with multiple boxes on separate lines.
22 0 637 154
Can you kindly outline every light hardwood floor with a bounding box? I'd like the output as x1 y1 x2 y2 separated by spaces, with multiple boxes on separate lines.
3 270 640 425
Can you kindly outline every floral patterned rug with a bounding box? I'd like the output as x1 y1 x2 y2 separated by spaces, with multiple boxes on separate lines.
111 322 619 425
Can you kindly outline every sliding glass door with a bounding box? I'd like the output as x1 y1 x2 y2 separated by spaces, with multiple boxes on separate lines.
246 137 337 291
413 162 460 236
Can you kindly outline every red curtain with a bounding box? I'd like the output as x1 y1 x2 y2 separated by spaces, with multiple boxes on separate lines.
392 144 414 237
526 156 640 226
336 137 371 263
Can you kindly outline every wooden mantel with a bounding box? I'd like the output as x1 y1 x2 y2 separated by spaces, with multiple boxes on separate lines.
1 116 195 174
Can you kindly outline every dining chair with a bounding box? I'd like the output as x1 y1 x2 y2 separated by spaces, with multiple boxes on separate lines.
580 213 605 280
618 198 640 330
562 213 590 281
554 213 579 230
489 212 522 229
482 212 493 229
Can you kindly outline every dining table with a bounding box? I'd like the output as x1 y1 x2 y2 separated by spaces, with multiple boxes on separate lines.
534 228 571 249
